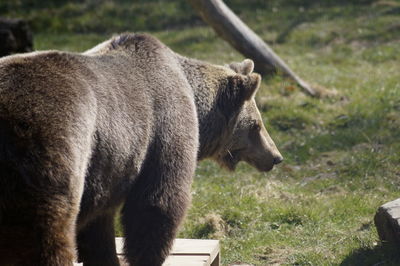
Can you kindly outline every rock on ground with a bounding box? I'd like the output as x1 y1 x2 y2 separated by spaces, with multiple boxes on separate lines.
374 198 400 244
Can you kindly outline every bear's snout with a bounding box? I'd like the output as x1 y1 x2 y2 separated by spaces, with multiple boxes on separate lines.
273 155 283 165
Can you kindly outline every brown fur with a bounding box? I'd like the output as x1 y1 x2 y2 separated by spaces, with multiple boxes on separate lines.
177 55 282 171
0 33 281 266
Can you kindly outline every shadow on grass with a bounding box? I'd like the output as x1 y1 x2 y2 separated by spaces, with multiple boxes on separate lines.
340 244 400 266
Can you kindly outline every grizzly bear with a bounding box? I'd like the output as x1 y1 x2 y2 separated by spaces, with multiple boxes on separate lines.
0 33 282 266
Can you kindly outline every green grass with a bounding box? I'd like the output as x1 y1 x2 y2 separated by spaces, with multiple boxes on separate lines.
5 0 400 265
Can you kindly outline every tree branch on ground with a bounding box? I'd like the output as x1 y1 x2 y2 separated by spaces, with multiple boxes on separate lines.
188 0 321 97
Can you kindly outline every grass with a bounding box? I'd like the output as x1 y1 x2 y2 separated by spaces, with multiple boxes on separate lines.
4 0 400 265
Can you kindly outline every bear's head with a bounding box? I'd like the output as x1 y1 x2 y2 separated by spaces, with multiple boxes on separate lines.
215 59 283 172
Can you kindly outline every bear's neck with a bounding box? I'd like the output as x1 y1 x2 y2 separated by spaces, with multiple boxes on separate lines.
177 55 231 160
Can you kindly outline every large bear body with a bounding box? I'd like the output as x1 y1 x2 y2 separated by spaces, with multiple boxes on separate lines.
0 33 282 266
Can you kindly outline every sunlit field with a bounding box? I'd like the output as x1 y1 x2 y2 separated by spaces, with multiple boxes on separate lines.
3 0 400 264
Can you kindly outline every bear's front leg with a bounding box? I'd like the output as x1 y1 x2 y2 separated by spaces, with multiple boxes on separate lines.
121 154 195 266
77 213 120 266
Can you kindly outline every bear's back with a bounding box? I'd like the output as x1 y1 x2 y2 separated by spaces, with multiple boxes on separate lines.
0 35 198 226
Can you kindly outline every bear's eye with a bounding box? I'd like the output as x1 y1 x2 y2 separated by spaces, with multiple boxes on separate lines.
252 121 261 131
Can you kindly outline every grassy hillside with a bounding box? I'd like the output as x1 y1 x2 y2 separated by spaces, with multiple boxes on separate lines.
3 0 400 265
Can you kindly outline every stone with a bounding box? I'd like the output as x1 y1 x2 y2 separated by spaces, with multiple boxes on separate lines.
374 198 400 244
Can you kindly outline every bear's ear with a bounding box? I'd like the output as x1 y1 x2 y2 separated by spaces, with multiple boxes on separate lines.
228 59 254 75
241 73 261 101
219 73 261 117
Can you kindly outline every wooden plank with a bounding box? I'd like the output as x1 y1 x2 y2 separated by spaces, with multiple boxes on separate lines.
116 237 219 255
163 255 210 266
211 253 219 266
111 238 219 266
169 238 219 264
117 255 213 266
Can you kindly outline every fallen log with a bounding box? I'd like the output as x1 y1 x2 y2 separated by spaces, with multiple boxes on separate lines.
188 0 319 97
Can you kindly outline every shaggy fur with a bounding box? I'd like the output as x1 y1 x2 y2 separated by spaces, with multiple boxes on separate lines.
176 55 282 171
0 33 281 266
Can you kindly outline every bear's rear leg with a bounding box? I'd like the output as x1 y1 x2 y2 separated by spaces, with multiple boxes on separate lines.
77 214 120 266
34 191 83 266
122 205 179 266
121 168 192 266
2 194 79 266
0 149 87 265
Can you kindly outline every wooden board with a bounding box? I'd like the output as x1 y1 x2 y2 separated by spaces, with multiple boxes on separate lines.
163 255 210 266
75 238 219 266
115 237 220 266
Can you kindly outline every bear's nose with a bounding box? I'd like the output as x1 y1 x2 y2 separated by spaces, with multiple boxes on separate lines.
273 156 283 165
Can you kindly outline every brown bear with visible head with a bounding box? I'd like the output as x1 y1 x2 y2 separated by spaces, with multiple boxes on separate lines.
0 33 281 266
176 55 282 172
